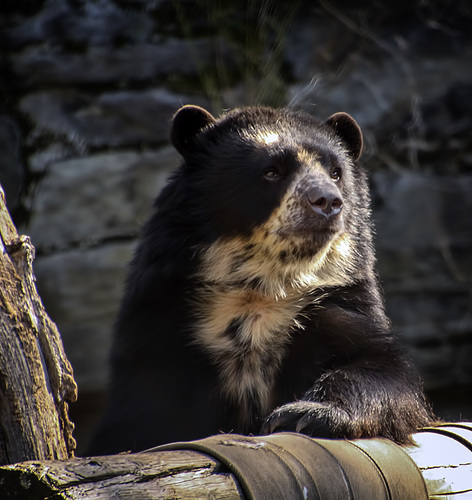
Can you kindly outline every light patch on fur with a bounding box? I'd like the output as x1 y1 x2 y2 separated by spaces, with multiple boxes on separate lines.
335 236 351 258
257 131 279 145
194 285 309 423
297 148 315 164
241 127 280 147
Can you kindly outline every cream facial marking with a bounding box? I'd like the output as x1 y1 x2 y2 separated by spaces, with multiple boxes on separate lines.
242 128 280 146
335 236 351 258
296 148 316 164
258 131 279 145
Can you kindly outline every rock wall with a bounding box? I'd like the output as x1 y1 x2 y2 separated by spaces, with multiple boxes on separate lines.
1 1 471 453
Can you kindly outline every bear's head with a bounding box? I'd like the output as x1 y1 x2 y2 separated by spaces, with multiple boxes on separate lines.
169 105 369 293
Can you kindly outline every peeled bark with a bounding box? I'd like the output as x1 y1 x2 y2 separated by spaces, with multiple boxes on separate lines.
0 184 77 465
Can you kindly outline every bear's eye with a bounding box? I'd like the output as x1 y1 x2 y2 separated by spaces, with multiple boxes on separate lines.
263 166 282 181
330 167 342 182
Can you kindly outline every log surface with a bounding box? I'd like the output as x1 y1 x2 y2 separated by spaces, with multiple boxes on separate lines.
0 185 77 465
0 449 242 499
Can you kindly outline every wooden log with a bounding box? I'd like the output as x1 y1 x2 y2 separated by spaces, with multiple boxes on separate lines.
0 448 243 499
0 425 471 499
0 185 78 465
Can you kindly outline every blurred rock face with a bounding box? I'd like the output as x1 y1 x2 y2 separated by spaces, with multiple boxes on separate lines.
1 1 471 451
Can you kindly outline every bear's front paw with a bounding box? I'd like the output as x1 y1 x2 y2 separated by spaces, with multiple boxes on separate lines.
261 401 349 438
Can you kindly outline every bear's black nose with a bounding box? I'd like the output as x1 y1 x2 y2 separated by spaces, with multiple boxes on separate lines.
307 186 343 218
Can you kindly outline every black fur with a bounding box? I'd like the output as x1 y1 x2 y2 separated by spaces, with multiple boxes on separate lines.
89 105 432 454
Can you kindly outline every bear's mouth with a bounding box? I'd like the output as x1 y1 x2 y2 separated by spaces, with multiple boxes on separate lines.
278 214 344 247
266 227 345 270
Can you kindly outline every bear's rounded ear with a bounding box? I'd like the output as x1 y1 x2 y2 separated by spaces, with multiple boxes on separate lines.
171 105 217 157
325 112 363 161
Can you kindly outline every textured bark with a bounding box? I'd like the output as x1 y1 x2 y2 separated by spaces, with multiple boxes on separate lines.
0 449 242 499
0 184 77 465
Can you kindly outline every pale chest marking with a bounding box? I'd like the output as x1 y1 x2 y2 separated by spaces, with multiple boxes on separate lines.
197 287 305 353
194 285 311 420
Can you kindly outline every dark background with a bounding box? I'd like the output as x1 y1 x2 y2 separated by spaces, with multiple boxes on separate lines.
1 0 471 455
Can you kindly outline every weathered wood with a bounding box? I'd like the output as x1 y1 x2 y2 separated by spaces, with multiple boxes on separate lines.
0 449 242 499
0 185 77 465
1 426 471 499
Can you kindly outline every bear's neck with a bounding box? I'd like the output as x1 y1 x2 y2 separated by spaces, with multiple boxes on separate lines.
197 230 356 297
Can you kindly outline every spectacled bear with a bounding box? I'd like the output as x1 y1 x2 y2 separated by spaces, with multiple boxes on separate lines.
90 105 433 455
